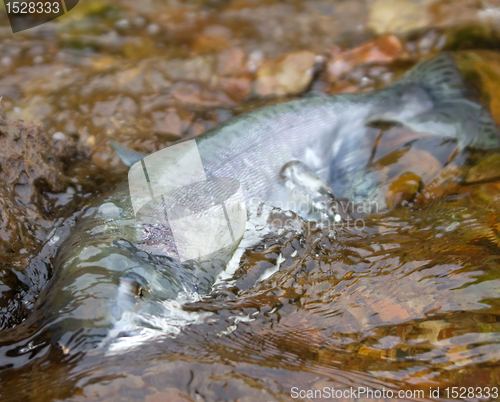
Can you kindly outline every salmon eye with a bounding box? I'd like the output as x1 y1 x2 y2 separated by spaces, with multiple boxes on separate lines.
121 278 147 300
129 281 145 299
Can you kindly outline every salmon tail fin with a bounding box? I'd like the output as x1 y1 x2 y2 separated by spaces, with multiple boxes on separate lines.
390 53 500 150
399 52 468 101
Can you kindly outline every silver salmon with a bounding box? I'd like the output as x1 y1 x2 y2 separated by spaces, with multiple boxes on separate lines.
2 52 499 356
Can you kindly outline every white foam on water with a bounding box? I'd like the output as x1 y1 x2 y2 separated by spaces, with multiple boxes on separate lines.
214 202 275 286
258 253 285 282
104 203 304 354
105 292 212 355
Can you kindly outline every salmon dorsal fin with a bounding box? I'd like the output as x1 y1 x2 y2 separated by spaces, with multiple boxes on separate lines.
110 141 147 168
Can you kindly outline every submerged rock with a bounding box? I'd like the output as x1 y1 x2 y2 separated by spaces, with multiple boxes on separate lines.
0 116 69 264
0 107 87 329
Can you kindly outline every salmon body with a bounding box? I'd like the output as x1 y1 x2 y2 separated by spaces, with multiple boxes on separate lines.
4 53 500 355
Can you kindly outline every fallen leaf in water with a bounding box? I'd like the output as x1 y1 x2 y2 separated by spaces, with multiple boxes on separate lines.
385 171 422 208
421 164 466 201
327 35 404 81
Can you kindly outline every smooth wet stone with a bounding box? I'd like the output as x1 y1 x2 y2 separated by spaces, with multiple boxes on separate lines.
255 51 317 97
368 0 432 35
